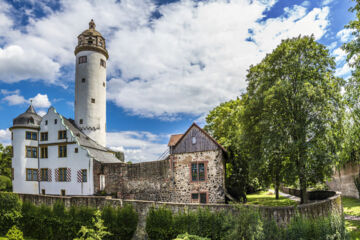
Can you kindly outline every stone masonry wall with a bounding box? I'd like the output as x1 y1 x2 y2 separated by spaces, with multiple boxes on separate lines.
94 159 174 201
327 162 359 198
171 149 225 203
17 193 343 240
93 150 225 204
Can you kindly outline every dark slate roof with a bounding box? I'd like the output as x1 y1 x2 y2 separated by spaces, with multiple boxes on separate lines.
61 117 122 164
13 105 42 128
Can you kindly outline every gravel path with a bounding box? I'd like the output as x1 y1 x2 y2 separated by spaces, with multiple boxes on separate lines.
268 189 301 202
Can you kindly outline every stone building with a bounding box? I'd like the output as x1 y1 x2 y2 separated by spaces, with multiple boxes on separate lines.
95 123 227 204
10 20 226 204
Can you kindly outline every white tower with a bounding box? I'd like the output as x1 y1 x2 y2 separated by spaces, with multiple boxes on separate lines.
11 105 42 194
74 20 108 146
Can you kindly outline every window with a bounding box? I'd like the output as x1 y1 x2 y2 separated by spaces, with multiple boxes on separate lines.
25 131 37 140
58 130 67 139
40 168 48 181
26 169 38 181
26 146 37 158
59 168 67 182
103 82 105 87
82 78 86 83
192 137 196 144
54 119 57 124
200 193 207 203
40 147 48 158
191 162 206 182
100 59 106 68
61 189 66 196
81 169 87 182
191 192 207 203
40 132 48 141
58 145 67 158
75 148 78 153
91 98 95 103
191 193 198 200
45 120 48 125
41 189 45 195
79 119 83 124
78 56 87 64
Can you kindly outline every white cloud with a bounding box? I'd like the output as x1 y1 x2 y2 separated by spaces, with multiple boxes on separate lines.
3 94 27 105
333 47 347 63
107 131 168 163
0 0 332 119
335 63 352 77
0 129 11 146
37 110 47 117
337 29 354 43
108 2 330 118
2 92 51 109
30 93 51 108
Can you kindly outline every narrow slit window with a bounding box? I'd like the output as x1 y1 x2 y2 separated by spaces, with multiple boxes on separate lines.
79 119 83 124
91 98 95 103
82 78 86 83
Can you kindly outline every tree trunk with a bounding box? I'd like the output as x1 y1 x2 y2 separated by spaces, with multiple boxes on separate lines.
275 178 280 200
299 171 308 204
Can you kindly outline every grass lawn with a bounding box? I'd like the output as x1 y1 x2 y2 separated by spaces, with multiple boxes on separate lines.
346 220 360 240
343 197 360 217
245 190 297 207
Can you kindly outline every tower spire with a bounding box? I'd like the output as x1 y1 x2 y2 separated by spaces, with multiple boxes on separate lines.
89 19 96 29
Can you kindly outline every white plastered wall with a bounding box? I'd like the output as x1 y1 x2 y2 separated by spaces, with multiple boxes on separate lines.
75 50 107 147
37 107 94 195
12 128 39 194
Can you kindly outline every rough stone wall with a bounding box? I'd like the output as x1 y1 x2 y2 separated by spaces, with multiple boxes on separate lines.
93 150 225 204
94 159 174 201
171 150 225 203
327 162 359 198
17 193 343 240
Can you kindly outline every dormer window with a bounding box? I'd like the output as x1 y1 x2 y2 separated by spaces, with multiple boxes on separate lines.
79 56 87 64
27 117 34 124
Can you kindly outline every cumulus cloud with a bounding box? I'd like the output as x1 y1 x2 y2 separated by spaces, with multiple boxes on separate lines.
2 91 51 109
108 2 330 118
0 129 11 146
337 29 354 43
30 93 51 108
107 131 168 163
0 0 332 119
3 94 27 106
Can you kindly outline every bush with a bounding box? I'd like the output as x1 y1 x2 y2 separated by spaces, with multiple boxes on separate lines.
0 175 12 191
74 210 111 240
0 192 22 235
174 233 210 240
6 225 24 240
102 204 138 240
284 214 347 240
146 206 174 240
222 207 264 240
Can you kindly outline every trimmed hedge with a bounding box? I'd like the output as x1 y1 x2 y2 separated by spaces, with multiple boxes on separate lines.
0 192 22 235
145 206 348 240
102 204 138 240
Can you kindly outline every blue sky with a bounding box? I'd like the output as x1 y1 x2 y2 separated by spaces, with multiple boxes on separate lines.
0 0 355 162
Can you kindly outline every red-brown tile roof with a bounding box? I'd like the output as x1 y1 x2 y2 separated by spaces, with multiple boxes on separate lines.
168 134 184 146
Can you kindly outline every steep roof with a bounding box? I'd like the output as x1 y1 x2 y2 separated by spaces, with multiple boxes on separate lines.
171 123 227 153
12 105 42 128
168 134 183 146
58 115 122 164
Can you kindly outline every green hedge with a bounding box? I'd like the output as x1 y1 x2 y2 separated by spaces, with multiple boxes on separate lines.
0 192 22 235
102 204 138 240
145 206 348 240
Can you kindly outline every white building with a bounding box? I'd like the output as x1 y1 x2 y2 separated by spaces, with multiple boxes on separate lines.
10 20 122 196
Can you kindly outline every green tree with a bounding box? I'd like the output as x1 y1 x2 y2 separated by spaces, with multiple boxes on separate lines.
244 35 344 203
0 144 12 177
74 210 111 240
205 98 254 202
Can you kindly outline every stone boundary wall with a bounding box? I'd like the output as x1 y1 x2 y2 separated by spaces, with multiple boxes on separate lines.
280 186 336 200
17 193 343 240
327 162 360 198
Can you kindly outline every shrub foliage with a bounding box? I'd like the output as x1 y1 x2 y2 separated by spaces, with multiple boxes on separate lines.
0 192 22 235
